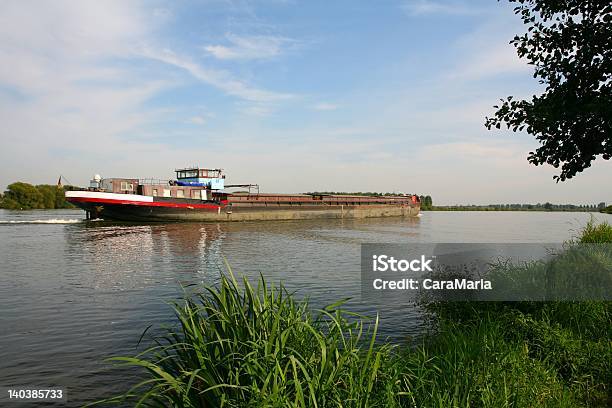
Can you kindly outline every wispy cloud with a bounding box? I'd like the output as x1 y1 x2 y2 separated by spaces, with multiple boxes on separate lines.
204 33 295 60
142 48 295 103
445 19 531 81
312 102 339 111
0 0 301 190
402 0 482 16
0 1 177 186
447 45 531 80
240 104 275 117
188 116 206 125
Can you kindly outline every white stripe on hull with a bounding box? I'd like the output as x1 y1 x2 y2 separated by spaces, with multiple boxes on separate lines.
65 190 153 203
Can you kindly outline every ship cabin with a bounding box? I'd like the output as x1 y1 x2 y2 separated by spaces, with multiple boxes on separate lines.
90 167 229 203
139 167 227 202
96 178 139 194
175 167 225 190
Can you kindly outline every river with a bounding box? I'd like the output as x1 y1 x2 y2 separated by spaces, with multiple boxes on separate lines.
1 209 609 406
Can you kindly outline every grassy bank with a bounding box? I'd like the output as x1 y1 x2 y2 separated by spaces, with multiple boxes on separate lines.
101 222 611 407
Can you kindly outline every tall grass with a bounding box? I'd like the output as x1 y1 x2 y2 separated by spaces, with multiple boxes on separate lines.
99 271 406 407
424 221 612 406
579 219 612 243
100 221 611 407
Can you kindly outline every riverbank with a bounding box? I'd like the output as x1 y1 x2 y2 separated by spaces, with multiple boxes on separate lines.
102 221 611 407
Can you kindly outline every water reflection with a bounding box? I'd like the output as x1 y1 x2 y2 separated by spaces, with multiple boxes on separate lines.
60 217 428 346
63 222 229 292
62 216 424 292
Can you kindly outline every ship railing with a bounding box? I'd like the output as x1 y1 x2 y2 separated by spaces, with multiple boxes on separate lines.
139 178 172 185
225 184 260 194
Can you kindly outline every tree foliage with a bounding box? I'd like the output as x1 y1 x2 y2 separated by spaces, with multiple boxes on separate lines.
485 0 612 181
1 182 74 210
3 182 44 209
419 195 433 210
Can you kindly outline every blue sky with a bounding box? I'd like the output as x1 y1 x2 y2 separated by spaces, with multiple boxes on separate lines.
0 0 609 204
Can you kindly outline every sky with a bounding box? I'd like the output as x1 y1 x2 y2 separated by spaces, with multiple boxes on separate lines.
0 0 609 205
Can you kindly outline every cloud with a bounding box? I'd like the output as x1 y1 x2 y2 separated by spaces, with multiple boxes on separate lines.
401 0 483 16
448 45 531 80
204 33 294 60
0 1 301 190
0 1 162 117
0 1 148 94
188 116 206 125
419 141 523 162
0 1 172 187
142 48 295 103
443 17 532 81
242 105 274 116
312 102 339 111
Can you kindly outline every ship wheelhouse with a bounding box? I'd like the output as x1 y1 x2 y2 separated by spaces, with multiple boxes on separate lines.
174 167 225 190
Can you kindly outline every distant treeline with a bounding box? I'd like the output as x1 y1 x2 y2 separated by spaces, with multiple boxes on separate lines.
432 202 607 212
308 192 433 210
0 182 76 210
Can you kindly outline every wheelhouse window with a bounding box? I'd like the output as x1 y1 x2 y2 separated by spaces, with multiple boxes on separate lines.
163 189 171 198
177 170 198 179
176 168 222 179
191 190 201 199
177 190 184 198
120 181 134 191
152 189 158 196
199 169 220 178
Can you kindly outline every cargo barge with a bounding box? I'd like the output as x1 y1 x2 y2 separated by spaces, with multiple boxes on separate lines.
65 167 420 222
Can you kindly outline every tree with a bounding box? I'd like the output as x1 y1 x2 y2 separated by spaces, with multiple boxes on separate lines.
418 195 433 210
36 185 57 209
0 182 75 210
55 187 69 208
485 0 611 181
3 182 44 209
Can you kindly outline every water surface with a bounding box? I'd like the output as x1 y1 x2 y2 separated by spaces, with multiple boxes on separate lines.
1 209 609 406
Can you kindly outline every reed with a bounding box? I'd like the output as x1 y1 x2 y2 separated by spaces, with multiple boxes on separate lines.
579 219 612 243
100 270 406 407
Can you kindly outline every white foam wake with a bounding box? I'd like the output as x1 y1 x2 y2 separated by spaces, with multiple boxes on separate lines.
0 219 82 224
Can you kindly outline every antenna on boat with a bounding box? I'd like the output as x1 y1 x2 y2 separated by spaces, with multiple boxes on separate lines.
58 175 74 187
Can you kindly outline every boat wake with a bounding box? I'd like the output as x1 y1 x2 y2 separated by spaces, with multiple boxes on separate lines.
0 219 83 225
